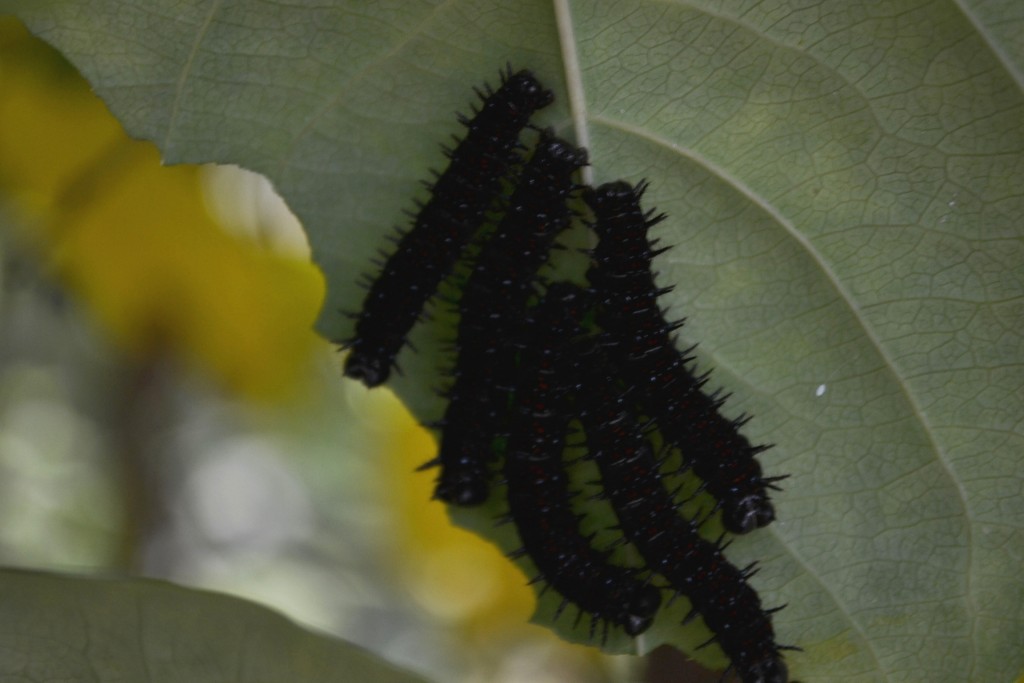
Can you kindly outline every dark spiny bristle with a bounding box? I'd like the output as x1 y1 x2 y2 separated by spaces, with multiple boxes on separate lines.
731 413 753 428
415 457 440 471
711 394 731 410
696 633 718 650
644 210 667 227
667 319 687 335
506 546 529 560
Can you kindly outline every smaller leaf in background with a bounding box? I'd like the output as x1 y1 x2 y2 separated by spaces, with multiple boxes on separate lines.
0 569 432 683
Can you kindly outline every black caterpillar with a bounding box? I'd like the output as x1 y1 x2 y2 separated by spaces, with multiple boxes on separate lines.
585 181 782 534
425 131 587 506
503 283 661 639
341 65 795 682
342 67 553 387
566 311 792 683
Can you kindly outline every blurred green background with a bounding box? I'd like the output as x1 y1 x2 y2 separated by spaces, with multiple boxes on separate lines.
0 16 698 683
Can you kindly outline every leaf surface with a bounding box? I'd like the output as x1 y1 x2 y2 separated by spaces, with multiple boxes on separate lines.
8 2 1024 681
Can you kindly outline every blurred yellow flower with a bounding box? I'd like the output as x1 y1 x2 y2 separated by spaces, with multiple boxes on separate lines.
367 387 536 629
0 18 324 401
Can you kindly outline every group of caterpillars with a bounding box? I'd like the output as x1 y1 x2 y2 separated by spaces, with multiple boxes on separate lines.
341 66 795 683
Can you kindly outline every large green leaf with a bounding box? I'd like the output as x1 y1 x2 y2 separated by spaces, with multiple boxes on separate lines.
8 1 1024 681
0 569 431 682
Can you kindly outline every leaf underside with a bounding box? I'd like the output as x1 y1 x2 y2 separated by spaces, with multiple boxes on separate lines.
9 2 1024 681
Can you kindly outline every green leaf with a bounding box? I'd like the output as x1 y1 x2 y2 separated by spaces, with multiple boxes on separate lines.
8 2 1024 681
0 569 431 682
